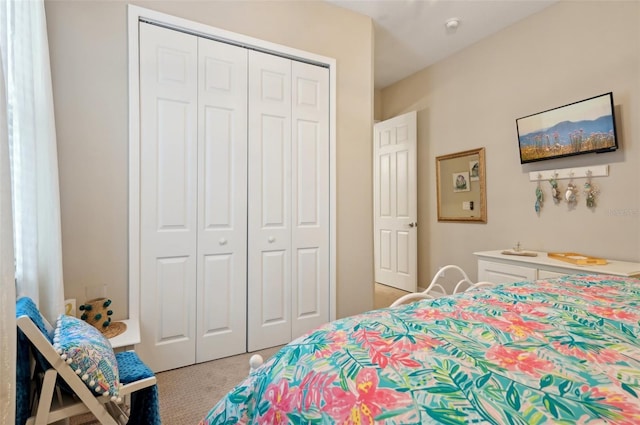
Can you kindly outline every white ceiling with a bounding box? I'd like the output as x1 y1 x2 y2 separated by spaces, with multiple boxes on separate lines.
327 0 558 89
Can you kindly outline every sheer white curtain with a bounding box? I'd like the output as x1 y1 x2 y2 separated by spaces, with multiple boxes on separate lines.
0 0 65 326
0 49 16 425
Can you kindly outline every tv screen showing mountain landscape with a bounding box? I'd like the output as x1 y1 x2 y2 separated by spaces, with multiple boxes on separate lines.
516 92 618 164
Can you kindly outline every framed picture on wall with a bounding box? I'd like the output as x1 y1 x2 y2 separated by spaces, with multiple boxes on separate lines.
469 160 479 181
516 92 618 164
452 171 470 192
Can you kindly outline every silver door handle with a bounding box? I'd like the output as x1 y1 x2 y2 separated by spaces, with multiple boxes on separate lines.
409 222 418 228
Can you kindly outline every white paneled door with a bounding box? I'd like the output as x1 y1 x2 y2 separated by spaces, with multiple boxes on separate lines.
247 51 293 351
373 111 417 292
290 61 330 341
138 23 199 371
195 37 248 363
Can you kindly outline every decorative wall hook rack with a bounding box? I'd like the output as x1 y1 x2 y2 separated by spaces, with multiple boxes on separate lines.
528 164 608 182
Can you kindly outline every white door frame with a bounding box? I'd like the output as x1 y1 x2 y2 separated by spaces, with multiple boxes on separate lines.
127 5 337 323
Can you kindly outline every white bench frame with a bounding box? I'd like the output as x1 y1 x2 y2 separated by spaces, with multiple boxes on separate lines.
391 264 496 307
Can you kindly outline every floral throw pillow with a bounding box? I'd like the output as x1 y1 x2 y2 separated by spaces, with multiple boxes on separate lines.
53 315 121 401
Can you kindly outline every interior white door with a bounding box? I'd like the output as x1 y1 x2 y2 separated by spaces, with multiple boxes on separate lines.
138 22 198 372
247 50 292 351
373 111 418 292
291 61 330 340
195 37 248 363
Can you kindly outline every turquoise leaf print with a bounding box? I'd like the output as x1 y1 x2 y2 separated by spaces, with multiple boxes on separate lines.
200 275 640 425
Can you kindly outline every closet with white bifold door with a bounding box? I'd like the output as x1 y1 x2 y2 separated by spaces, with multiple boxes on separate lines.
136 21 330 372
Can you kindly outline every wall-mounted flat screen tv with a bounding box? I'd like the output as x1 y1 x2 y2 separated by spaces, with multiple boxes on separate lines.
516 92 618 164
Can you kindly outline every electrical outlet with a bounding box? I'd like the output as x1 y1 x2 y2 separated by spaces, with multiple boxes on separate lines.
437 265 445 278
462 201 475 211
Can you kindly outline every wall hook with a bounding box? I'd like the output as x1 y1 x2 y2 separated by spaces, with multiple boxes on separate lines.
528 164 609 182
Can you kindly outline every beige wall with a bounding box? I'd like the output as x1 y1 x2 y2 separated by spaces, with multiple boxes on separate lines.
374 88 382 122
380 1 640 289
45 0 374 320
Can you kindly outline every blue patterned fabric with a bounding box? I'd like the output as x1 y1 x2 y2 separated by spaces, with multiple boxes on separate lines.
16 298 159 424
15 297 53 425
53 314 120 398
116 351 161 425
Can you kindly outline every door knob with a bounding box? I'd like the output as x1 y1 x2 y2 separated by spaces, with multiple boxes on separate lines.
219 238 227 245
268 236 275 243
409 222 418 228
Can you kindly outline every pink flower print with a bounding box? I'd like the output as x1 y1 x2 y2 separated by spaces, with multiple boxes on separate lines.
314 330 348 358
459 311 493 323
480 299 547 317
258 379 297 425
352 328 392 367
297 371 336 410
491 312 550 339
486 345 554 377
481 298 514 310
567 280 619 293
353 328 426 368
511 302 548 317
454 299 476 309
413 307 448 321
552 341 623 364
460 311 548 339
588 306 639 322
503 286 539 295
323 368 410 424
581 385 640 425
391 333 441 354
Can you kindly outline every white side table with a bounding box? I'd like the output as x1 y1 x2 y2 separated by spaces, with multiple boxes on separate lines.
108 318 140 352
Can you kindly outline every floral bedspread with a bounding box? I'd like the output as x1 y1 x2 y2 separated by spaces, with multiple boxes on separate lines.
201 274 640 424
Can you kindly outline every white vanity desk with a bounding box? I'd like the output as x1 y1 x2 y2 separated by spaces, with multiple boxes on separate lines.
475 250 640 284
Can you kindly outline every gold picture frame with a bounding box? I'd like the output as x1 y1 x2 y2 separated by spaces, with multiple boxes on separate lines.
436 147 487 223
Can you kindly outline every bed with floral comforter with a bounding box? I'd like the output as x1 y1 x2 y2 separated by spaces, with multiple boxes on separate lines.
201 274 640 424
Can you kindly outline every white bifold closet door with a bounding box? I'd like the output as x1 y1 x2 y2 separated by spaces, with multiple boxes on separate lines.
137 22 329 371
138 23 198 372
195 33 248 364
246 52 329 351
138 23 248 371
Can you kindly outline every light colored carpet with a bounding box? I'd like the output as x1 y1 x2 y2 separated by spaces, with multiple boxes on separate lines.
156 345 282 424
374 282 409 309
69 345 282 425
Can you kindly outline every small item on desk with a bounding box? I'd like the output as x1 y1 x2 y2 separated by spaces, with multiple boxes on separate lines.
502 250 538 257
501 241 538 257
548 252 608 265
79 297 127 339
